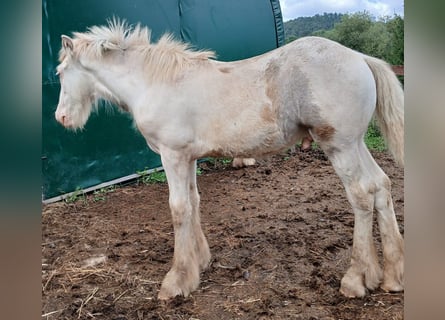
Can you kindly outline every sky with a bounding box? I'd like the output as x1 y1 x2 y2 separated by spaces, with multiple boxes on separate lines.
280 0 404 21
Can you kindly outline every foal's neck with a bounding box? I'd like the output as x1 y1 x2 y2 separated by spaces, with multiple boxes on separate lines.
88 55 146 113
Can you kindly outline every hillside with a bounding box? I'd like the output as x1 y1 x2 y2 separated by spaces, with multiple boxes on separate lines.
284 13 343 42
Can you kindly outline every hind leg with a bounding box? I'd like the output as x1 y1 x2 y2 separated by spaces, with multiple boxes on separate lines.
376 189 404 292
360 147 404 292
326 142 384 297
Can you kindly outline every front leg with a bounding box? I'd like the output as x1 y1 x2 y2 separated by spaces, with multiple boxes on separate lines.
158 151 201 300
188 160 211 271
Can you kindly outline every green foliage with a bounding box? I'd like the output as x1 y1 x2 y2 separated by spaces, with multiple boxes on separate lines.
365 120 386 151
329 12 384 56
205 157 233 167
92 185 116 202
63 185 117 203
285 13 344 41
64 187 87 204
137 168 167 184
386 15 404 65
323 12 374 51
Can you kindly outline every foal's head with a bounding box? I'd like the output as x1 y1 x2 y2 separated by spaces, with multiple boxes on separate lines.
55 36 97 130
54 19 215 129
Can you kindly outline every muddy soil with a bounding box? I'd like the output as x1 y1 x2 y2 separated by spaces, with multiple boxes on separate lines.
42 148 404 319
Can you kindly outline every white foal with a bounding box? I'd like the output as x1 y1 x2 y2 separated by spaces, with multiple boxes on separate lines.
55 20 404 300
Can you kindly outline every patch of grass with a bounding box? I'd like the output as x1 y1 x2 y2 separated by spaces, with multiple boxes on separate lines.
63 185 117 204
92 185 116 202
205 157 232 166
365 120 386 151
220 158 233 165
137 168 167 184
64 187 87 204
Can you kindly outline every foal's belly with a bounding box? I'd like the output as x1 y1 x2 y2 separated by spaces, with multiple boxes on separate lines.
200 121 307 158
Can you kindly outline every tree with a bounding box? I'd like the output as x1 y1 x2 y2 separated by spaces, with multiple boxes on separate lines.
321 11 374 52
316 12 404 65
361 20 391 60
386 15 404 65
284 13 343 40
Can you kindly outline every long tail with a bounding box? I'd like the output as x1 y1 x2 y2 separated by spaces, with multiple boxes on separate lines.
364 56 404 167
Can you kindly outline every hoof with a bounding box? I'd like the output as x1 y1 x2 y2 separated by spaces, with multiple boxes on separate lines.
340 261 382 297
198 251 211 271
158 284 184 300
340 272 366 298
381 277 404 293
232 158 256 168
381 255 404 293
381 283 404 293
364 265 383 291
157 266 199 300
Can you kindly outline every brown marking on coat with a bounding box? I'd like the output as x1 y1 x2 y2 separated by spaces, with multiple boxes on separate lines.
314 125 335 141
265 61 280 111
261 103 275 122
201 148 226 159
218 67 232 74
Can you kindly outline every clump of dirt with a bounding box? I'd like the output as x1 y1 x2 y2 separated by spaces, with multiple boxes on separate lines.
42 148 404 319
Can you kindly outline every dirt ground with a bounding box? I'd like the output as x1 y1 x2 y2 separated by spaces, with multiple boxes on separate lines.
42 148 404 319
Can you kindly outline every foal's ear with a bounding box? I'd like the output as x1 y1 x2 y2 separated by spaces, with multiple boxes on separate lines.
61 35 74 51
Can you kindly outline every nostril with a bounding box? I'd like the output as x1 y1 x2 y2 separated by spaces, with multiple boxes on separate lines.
55 109 67 126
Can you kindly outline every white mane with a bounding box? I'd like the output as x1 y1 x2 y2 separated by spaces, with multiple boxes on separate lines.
60 19 216 83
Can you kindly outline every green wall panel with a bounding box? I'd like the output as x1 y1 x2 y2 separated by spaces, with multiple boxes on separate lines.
180 0 281 61
42 0 284 200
